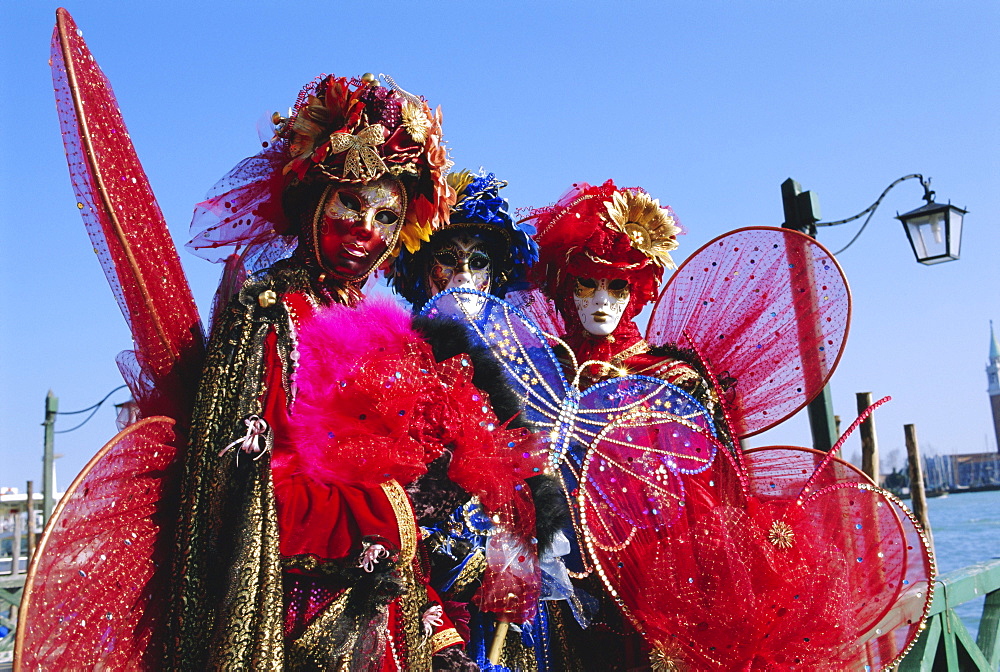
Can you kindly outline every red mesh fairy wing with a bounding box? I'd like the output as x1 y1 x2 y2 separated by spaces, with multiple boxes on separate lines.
14 417 180 669
579 439 932 670
51 8 204 421
648 227 850 437
735 446 934 670
504 288 566 337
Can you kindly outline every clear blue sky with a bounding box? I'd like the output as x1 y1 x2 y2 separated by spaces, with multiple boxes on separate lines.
2 2 998 491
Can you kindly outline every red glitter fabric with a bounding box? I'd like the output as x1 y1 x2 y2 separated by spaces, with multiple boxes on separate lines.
48 8 204 423
570 384 934 671
582 436 933 670
282 574 342 640
17 11 207 667
649 227 850 438
16 417 181 668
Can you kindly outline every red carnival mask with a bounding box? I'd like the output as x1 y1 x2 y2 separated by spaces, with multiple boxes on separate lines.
313 176 405 281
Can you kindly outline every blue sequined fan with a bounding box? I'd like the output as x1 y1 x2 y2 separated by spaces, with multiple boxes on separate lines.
422 290 721 548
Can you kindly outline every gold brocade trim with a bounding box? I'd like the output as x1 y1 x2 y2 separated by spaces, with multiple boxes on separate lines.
285 587 356 670
613 339 651 363
445 548 487 597
428 629 463 653
545 602 585 672
577 340 654 389
170 274 288 670
495 621 538 670
281 553 350 576
397 561 433 672
381 480 417 562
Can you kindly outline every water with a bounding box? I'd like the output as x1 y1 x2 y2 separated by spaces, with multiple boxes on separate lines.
921 489 1000 637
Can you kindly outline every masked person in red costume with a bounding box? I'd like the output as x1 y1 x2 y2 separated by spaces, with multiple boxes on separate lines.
522 180 726 671
529 180 719 398
172 73 542 671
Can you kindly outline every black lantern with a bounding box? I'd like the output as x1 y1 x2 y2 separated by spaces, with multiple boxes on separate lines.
896 182 967 264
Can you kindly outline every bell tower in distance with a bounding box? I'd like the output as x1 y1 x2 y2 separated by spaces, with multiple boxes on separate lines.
987 321 1000 454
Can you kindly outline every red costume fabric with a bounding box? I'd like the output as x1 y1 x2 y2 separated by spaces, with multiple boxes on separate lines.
524 180 932 670
258 293 541 658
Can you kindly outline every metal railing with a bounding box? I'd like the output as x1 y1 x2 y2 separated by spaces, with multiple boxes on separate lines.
0 574 22 659
899 558 1000 671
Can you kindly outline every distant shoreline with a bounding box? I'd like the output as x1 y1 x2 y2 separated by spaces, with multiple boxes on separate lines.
893 483 1000 500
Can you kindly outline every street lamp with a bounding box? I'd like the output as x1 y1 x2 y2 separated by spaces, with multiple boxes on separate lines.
780 174 967 452
896 178 966 264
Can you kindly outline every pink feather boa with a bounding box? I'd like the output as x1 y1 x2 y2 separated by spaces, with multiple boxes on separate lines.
287 295 428 485
294 295 419 390
285 295 543 619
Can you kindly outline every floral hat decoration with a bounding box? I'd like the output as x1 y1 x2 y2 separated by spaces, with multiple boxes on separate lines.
391 169 539 309
529 179 682 310
188 73 453 271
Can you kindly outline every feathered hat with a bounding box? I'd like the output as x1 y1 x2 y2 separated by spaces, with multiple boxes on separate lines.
187 73 453 272
529 179 682 312
391 169 538 309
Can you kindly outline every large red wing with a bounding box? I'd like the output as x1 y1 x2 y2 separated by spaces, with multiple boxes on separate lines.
14 417 181 670
648 227 850 438
579 444 932 671
741 447 933 670
51 9 204 419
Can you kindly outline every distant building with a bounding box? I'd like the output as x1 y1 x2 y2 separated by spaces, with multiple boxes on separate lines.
988 321 1000 454
916 325 1000 492
924 452 1000 491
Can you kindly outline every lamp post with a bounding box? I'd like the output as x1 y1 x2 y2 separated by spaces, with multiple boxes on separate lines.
780 175 966 451
896 179 966 264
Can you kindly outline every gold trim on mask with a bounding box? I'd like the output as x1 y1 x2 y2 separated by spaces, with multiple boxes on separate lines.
311 179 408 280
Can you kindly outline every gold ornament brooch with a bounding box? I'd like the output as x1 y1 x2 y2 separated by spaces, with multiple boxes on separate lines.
604 190 681 269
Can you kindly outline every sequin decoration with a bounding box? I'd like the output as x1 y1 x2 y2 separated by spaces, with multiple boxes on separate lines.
648 227 850 438
768 519 795 549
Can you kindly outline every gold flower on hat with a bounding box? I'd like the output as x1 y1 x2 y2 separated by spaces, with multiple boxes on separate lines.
603 190 681 269
328 124 388 181
401 101 432 145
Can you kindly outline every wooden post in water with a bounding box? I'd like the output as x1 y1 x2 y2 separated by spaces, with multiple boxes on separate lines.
858 392 880 484
11 506 22 576
904 424 934 548
43 391 59 524
26 480 36 561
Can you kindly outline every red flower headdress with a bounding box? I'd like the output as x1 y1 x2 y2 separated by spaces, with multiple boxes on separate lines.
527 180 682 360
187 73 453 273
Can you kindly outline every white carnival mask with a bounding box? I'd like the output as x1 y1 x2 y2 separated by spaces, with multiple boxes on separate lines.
426 233 492 318
573 277 630 336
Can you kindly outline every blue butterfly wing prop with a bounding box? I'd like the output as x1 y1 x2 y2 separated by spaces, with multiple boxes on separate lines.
422 290 571 437
422 290 721 546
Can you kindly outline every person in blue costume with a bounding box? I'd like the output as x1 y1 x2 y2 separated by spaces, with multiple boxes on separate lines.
392 171 571 671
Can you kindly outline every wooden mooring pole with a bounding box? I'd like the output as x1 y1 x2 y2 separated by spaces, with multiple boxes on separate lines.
11 505 22 576
26 479 36 561
857 392 880 484
43 390 58 524
904 424 934 549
